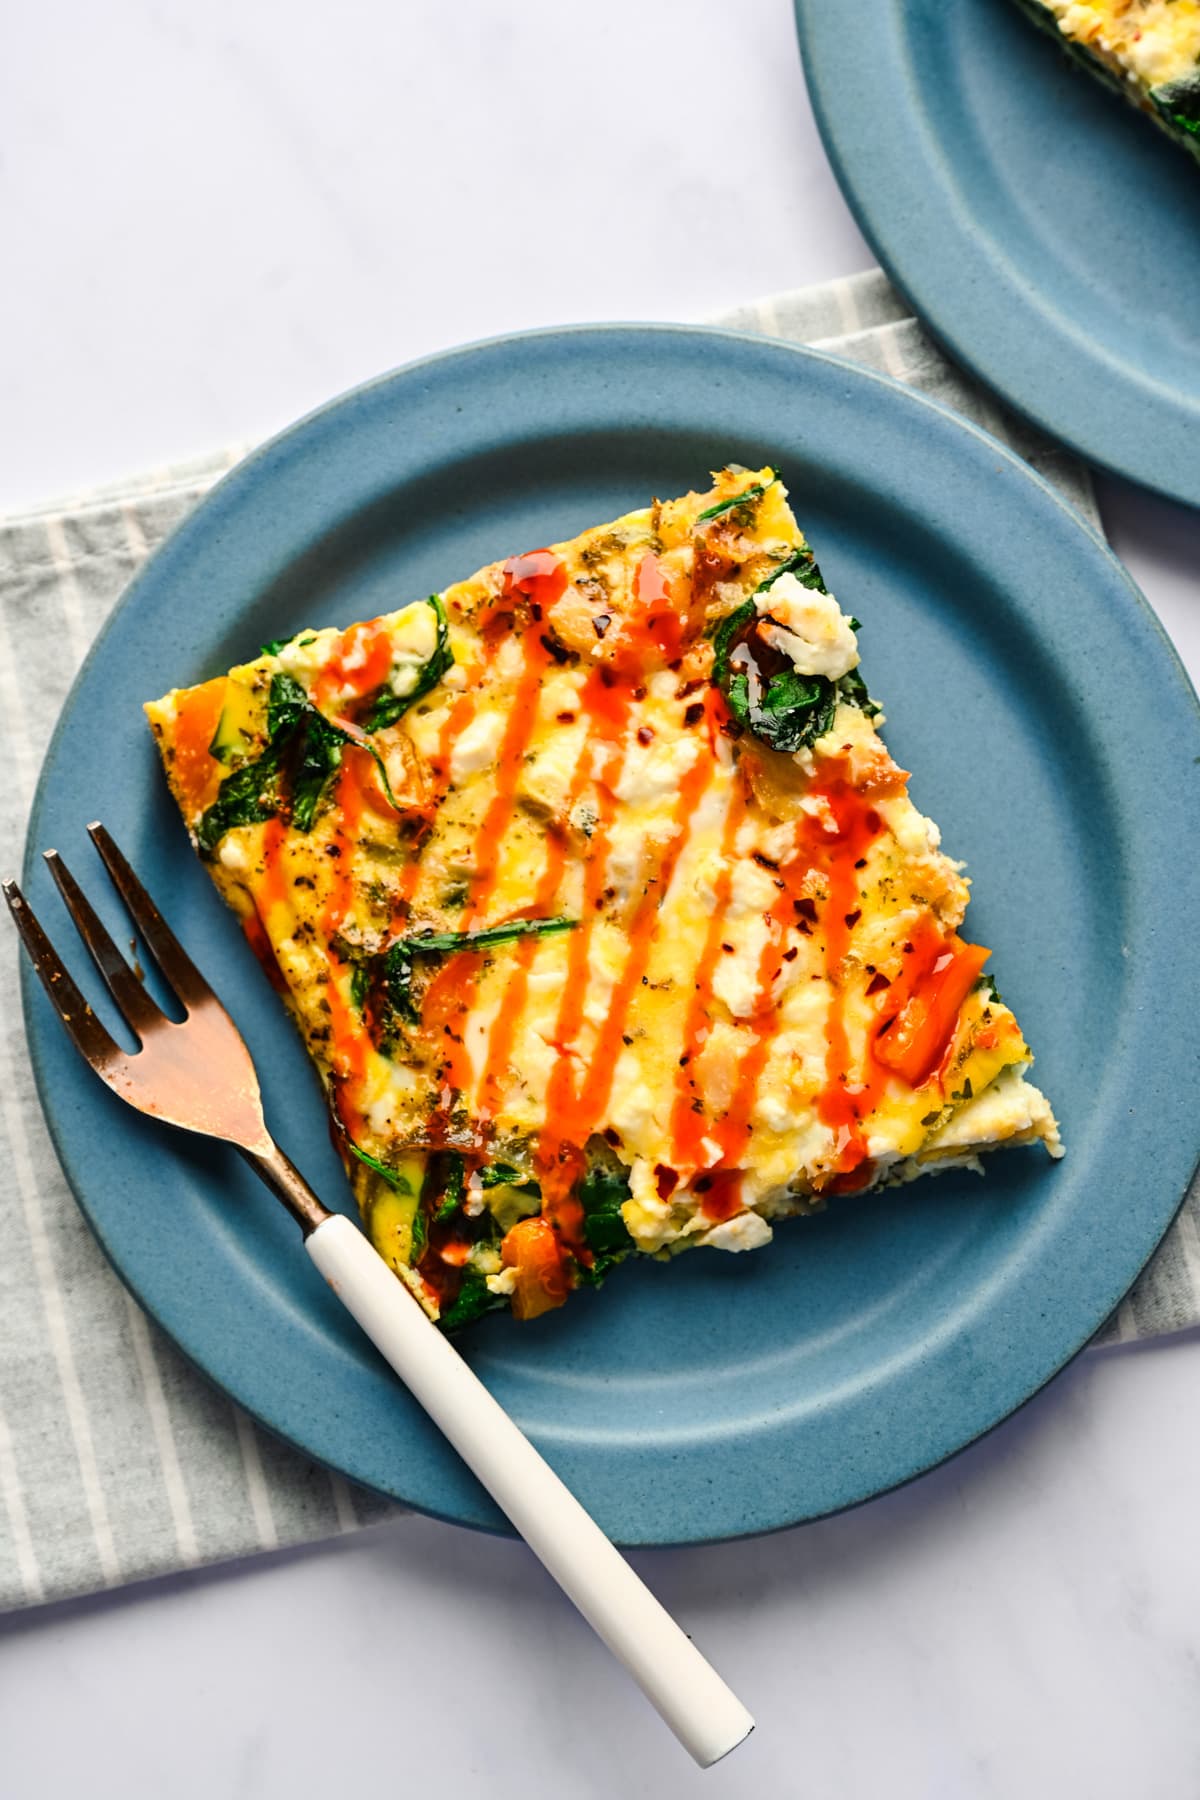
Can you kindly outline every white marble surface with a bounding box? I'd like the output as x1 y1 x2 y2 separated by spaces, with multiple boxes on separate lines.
2 3 1198 1795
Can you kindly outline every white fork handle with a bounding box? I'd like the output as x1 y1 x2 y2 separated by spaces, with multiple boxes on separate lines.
306 1214 754 1767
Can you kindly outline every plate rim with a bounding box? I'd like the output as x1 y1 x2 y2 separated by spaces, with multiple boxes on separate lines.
793 0 1200 510
20 320 1200 1545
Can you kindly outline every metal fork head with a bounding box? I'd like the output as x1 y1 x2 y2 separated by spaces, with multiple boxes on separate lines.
4 823 272 1153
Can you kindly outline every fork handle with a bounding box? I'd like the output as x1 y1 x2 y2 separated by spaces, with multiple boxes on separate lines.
305 1214 754 1768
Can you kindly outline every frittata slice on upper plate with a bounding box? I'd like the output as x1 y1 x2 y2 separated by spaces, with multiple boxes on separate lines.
147 469 1061 1328
1014 0 1200 163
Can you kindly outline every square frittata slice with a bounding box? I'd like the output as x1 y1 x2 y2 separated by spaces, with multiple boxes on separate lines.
1013 0 1200 163
147 468 1061 1327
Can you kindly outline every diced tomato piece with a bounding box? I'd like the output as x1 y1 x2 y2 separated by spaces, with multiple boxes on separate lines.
500 1216 570 1321
875 939 992 1088
172 678 227 816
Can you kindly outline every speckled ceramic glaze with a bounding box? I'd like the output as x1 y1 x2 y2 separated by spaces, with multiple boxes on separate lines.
795 0 1200 508
21 326 1200 1543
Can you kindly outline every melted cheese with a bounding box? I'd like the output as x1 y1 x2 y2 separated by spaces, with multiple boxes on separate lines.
146 467 1062 1322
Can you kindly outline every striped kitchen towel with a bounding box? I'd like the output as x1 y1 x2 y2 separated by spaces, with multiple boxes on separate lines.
0 268 1196 1615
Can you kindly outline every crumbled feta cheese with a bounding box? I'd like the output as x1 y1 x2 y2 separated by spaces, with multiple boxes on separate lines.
696 1211 774 1252
450 708 505 782
609 1053 655 1135
876 795 941 859
519 725 587 815
756 572 859 682
386 600 441 698
486 1267 518 1297
712 926 769 1018
217 836 251 872
275 627 338 683
727 860 780 919
614 736 700 806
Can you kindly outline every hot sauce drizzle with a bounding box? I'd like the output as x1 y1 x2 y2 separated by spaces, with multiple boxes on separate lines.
460 631 554 925
622 551 684 665
476 746 592 1118
532 667 636 1243
320 749 371 1135
809 780 888 1182
420 949 488 1098
499 550 568 614
669 773 748 1168
460 554 567 923
433 685 482 787
312 619 395 717
701 881 804 1217
576 742 716 1124
412 554 570 1105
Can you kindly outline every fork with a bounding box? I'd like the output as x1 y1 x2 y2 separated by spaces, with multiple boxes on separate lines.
4 823 754 1769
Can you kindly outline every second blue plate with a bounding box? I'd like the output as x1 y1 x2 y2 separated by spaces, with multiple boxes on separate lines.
796 0 1200 509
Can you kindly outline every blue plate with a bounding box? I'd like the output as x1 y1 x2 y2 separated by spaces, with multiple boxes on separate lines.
21 326 1200 1544
795 0 1200 509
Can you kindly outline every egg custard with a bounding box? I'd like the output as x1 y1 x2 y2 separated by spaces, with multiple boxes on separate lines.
1014 0 1200 162
147 470 1061 1327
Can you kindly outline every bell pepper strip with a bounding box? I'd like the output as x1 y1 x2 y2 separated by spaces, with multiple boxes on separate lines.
874 939 992 1089
500 1215 570 1321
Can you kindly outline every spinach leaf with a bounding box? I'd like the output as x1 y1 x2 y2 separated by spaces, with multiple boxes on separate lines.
198 671 403 853
426 1151 466 1222
379 937 421 1028
259 632 318 657
697 472 777 523
264 672 348 830
479 1161 541 1194
195 745 287 853
399 917 579 955
755 546 827 594
438 1271 508 1332
349 962 370 1015
575 1161 634 1283
348 1141 415 1193
266 671 309 736
836 665 880 719
710 585 874 754
712 600 837 754
380 917 579 1030
360 596 453 732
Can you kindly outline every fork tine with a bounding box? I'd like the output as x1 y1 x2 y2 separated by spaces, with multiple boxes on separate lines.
2 878 124 1068
44 850 166 1038
87 823 210 1010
